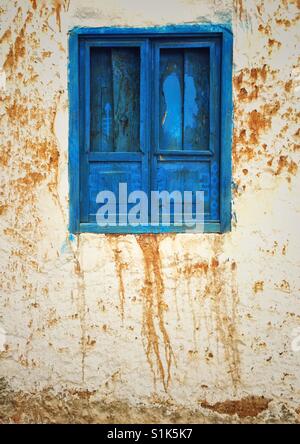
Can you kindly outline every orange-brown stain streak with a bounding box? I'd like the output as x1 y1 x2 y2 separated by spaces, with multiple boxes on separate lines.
234 0 245 21
0 28 12 44
285 80 293 93
209 251 241 389
51 0 70 32
253 281 264 293
174 238 241 389
4 16 29 72
248 109 271 144
53 0 62 32
136 235 175 391
30 0 37 10
107 236 127 321
233 66 272 167
275 18 292 27
0 205 8 216
275 155 298 177
232 63 298 182
268 38 282 48
1 3 61 208
72 236 87 384
183 261 209 276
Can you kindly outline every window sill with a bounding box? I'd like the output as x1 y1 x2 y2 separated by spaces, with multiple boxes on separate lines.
74 222 224 234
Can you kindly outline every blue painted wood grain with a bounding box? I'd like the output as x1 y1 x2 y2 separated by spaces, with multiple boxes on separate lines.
90 48 114 151
112 48 140 152
83 42 148 224
90 47 140 152
183 48 210 151
88 161 142 222
155 160 211 218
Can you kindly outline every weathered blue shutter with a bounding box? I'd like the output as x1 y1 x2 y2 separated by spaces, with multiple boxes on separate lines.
152 41 221 226
70 28 232 234
80 41 148 227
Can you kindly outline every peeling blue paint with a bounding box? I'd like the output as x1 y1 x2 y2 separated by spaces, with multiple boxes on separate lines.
61 234 77 254
69 23 233 36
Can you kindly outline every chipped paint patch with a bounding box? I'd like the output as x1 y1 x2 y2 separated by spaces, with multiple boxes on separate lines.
200 396 271 418
253 281 264 293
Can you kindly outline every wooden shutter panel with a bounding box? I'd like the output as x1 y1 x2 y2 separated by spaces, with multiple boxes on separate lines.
80 41 149 226
152 41 221 225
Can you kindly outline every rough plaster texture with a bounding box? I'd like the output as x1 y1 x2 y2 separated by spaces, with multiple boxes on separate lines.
0 0 299 424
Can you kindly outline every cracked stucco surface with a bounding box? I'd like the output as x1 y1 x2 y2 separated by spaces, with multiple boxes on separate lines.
0 0 300 423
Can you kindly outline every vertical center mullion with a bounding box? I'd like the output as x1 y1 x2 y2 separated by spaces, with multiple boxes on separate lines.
146 38 152 223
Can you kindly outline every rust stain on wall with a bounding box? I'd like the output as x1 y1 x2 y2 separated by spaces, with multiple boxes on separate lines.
107 235 127 321
182 255 205 349
0 0 70 268
51 0 70 32
234 0 245 21
209 239 241 389
201 396 271 418
0 205 8 216
0 1 78 395
73 236 87 384
0 28 12 45
170 237 241 389
268 38 282 48
233 63 297 182
275 155 298 177
3 11 32 72
29 0 37 10
1 5 62 207
233 65 267 104
27 1 70 33
253 281 264 293
248 108 272 143
136 235 175 391
232 0 299 187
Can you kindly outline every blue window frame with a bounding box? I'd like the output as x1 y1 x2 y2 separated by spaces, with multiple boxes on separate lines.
69 25 233 234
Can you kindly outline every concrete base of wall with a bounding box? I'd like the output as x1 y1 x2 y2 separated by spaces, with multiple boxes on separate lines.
1 378 299 424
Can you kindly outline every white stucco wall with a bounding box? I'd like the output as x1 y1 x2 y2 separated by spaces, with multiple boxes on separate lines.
0 0 299 423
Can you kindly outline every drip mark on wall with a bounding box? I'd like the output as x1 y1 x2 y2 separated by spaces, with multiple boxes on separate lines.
107 236 127 321
136 235 175 391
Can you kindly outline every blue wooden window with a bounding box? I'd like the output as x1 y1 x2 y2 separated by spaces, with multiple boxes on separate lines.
69 26 233 234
